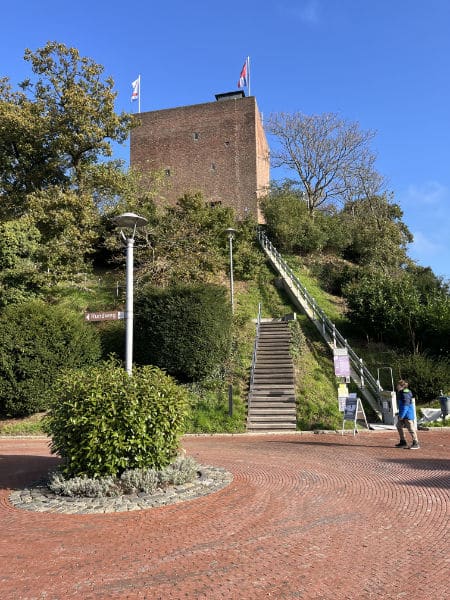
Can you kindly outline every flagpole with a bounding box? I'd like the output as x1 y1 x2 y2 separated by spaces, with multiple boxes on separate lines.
138 74 141 113
247 56 250 96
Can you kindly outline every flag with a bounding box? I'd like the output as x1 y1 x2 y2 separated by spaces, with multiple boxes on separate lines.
237 60 248 89
131 76 140 102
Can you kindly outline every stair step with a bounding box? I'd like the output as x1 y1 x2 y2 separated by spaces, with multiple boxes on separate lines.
247 423 297 430
249 416 295 427
251 386 295 391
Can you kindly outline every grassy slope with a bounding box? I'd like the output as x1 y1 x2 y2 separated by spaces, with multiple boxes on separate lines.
0 253 347 435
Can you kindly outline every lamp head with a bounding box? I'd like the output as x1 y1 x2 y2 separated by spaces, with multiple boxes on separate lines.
224 227 237 239
115 212 148 229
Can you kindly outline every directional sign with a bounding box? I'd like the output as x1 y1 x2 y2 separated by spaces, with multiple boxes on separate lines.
84 311 125 322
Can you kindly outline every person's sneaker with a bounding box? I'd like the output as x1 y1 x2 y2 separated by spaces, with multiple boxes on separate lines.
408 441 420 450
395 440 407 447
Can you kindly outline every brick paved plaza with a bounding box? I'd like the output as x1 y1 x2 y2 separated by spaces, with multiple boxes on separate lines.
1 431 448 599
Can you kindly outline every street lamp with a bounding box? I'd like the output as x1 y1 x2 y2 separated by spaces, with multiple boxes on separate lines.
224 228 237 314
115 212 148 375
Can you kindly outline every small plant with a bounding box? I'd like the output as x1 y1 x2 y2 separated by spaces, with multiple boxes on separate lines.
120 468 159 494
48 471 120 498
159 456 199 485
46 456 200 498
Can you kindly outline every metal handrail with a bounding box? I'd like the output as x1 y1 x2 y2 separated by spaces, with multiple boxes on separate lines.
248 302 262 408
257 230 382 403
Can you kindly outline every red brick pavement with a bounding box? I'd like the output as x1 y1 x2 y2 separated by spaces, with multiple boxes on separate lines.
0 431 448 599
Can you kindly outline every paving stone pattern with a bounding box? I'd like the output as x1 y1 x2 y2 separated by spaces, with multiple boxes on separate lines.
9 466 232 514
0 431 448 599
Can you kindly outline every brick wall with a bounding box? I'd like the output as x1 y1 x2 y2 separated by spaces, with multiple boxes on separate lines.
130 95 269 222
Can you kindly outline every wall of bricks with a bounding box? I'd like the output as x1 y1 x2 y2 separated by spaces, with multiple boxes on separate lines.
130 95 269 222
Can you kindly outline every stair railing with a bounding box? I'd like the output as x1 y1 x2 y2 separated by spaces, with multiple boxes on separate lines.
248 302 262 409
257 230 382 414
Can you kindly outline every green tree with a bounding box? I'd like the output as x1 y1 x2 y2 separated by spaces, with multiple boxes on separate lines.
343 268 449 355
0 217 45 306
127 192 259 288
261 182 329 253
341 195 412 269
0 42 134 279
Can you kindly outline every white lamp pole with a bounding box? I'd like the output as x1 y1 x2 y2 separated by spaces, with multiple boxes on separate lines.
115 212 148 375
225 228 237 314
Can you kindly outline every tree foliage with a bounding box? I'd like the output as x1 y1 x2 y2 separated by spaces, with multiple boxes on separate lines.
343 268 450 356
340 194 412 269
0 42 135 282
109 192 262 289
0 217 45 306
266 112 384 215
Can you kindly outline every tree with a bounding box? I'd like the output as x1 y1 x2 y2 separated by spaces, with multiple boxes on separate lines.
126 192 259 288
266 112 384 215
0 217 45 306
261 182 329 253
340 194 412 270
0 42 134 278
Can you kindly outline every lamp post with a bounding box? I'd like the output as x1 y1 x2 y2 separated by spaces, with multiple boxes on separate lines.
115 212 148 375
224 228 237 314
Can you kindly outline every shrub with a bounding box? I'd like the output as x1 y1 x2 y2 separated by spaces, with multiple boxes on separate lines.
48 471 120 497
45 359 189 478
391 353 450 404
120 468 159 494
46 456 200 497
159 456 199 485
134 283 232 381
0 300 101 417
98 320 125 360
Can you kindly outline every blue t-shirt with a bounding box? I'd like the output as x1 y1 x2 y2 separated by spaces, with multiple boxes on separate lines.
397 388 414 420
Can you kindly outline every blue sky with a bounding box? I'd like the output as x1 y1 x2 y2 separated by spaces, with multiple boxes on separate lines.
2 0 449 280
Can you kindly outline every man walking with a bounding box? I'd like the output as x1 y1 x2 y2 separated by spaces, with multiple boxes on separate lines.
395 379 420 449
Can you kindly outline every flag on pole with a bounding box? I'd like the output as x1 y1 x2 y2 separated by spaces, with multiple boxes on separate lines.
131 76 140 102
237 59 248 89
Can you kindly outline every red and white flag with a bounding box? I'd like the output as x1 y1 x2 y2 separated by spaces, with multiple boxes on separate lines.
131 76 140 102
237 59 248 89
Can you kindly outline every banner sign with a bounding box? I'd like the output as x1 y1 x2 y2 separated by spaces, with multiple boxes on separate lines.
333 348 350 378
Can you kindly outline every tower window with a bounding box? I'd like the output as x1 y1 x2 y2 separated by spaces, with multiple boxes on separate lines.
193 132 200 140
165 168 171 176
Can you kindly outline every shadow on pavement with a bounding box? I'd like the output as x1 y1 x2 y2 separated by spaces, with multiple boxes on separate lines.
0 454 60 491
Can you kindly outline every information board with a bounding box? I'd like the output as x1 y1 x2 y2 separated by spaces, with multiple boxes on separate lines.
333 348 350 379
341 395 369 435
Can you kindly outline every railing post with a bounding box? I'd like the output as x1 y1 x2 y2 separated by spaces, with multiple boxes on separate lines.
360 357 365 388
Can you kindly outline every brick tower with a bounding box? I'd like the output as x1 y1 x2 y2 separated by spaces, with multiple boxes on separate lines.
130 92 269 222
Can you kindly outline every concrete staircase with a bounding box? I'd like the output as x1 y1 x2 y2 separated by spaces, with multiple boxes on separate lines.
247 321 297 432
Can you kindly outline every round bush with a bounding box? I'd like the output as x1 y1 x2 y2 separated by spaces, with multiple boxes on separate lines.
0 300 101 417
134 283 232 381
45 360 189 478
